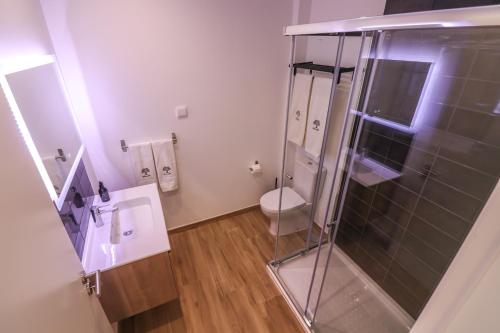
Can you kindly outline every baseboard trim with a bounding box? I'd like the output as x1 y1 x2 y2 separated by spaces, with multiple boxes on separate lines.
168 204 261 234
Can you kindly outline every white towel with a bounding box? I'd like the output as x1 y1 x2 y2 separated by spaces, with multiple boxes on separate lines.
287 73 313 146
305 77 333 158
305 76 352 158
152 140 178 192
129 143 156 186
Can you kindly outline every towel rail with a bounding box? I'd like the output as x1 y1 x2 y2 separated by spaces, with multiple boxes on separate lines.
292 62 355 83
120 132 177 152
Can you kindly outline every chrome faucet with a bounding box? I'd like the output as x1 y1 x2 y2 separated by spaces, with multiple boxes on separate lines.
90 204 118 228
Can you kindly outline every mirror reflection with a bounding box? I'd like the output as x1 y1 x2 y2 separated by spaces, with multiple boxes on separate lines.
4 60 81 197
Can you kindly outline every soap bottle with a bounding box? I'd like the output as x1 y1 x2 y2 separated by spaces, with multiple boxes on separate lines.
98 181 110 202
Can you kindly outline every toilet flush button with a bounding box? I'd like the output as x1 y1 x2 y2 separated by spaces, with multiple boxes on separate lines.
175 105 188 118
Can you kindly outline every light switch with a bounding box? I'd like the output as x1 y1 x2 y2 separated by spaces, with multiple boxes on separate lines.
175 105 188 118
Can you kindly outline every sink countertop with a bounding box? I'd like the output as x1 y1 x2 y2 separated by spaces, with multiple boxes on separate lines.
82 183 170 273
351 154 401 187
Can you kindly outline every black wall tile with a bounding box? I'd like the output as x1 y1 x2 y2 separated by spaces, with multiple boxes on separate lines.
419 102 453 130
347 179 375 204
335 28 500 320
382 274 425 319
377 181 418 212
448 108 500 147
358 232 394 269
395 167 426 193
400 232 449 274
411 127 441 154
343 206 367 233
432 157 496 200
439 137 500 177
470 49 500 82
407 216 460 258
351 247 387 285
384 0 433 15
422 178 482 222
458 80 500 113
432 0 500 10
414 198 471 240
345 193 371 219
57 160 95 260
394 248 441 294
372 194 412 228
387 262 430 310
336 228 359 258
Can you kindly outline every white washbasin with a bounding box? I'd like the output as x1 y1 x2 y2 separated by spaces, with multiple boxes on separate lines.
351 153 401 187
110 197 153 244
82 183 170 272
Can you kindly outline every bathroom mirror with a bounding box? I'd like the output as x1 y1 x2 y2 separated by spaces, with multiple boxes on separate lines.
366 59 432 127
1 56 82 208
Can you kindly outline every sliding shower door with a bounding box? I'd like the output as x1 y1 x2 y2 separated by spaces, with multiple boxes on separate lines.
311 27 500 333
270 32 376 326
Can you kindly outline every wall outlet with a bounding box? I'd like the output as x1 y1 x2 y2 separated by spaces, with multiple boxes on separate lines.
175 105 188 118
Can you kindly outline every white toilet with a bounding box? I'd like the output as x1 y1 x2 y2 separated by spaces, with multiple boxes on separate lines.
260 158 324 236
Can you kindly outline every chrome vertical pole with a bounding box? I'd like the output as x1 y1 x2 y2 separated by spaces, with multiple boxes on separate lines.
303 33 347 316
304 35 345 251
310 32 368 251
310 31 377 324
273 35 296 265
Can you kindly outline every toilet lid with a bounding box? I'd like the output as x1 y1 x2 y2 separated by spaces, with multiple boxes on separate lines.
260 187 306 213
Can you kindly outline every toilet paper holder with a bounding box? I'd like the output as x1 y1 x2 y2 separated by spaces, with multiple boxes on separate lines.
249 160 261 174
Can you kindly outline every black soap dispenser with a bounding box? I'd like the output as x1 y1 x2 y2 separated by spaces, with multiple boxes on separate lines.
98 181 110 202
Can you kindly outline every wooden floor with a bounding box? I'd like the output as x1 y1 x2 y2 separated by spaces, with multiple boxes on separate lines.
119 208 305 333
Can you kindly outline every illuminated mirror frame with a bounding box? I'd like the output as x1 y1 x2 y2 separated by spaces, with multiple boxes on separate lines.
0 55 84 210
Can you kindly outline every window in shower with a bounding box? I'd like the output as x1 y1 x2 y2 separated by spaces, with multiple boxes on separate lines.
365 59 431 127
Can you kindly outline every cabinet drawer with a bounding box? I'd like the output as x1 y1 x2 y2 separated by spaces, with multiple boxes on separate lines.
98 251 178 322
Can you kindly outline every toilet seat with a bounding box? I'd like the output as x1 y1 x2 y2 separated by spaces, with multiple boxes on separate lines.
260 187 306 214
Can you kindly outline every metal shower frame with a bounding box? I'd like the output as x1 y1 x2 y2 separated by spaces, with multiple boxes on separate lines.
268 4 500 331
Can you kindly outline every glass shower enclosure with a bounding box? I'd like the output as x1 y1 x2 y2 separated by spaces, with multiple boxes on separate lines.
268 7 500 333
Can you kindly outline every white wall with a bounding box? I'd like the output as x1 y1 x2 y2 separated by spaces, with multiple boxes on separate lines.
42 0 294 229
297 0 386 66
0 0 52 61
0 1 111 331
443 251 500 333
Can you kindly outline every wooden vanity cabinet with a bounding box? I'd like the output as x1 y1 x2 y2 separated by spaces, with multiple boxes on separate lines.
97 251 178 322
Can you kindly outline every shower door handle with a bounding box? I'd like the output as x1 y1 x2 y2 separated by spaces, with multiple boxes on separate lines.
327 220 338 228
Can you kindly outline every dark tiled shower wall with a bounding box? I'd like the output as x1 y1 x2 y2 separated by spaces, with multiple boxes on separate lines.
358 120 414 172
58 159 95 259
336 29 500 318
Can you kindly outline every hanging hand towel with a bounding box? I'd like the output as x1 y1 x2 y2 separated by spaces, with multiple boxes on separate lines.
152 140 178 192
304 77 333 158
287 73 313 146
129 143 157 186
